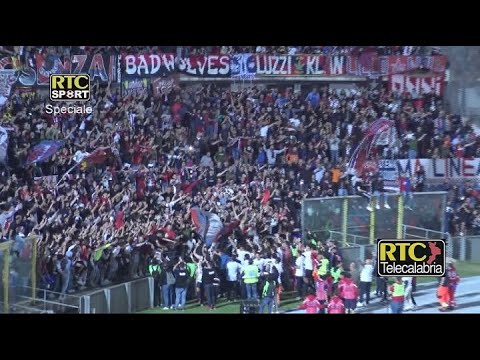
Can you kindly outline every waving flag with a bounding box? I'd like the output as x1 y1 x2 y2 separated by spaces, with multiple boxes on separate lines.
190 206 224 247
85 146 112 165
0 126 9 164
26 140 64 165
347 118 396 176
80 146 112 170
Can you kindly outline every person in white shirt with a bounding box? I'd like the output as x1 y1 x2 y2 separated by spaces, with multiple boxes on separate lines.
314 164 326 184
0 206 17 228
195 261 204 305
199 152 214 169
358 259 374 307
295 251 305 299
65 244 77 260
236 246 250 263
263 145 286 167
253 252 265 272
303 245 314 290
260 124 272 138
289 114 301 127
402 276 417 311
241 254 251 269
275 245 283 261
0 94 7 108
272 257 283 285
328 135 340 165
226 257 242 301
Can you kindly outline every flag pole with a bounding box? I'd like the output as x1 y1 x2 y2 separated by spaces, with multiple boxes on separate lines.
55 161 81 187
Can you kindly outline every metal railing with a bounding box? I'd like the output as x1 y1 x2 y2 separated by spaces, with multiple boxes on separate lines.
450 235 480 262
338 244 377 265
1 285 82 313
302 192 447 247
402 224 447 240
338 233 480 264
402 228 480 262
328 230 370 246
402 224 453 257
80 276 154 314
0 276 155 314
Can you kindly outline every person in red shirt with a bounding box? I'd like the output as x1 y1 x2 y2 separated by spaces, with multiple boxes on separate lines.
446 259 460 309
314 274 329 314
327 295 345 314
337 273 359 314
114 207 125 230
437 275 451 312
132 140 143 165
135 171 146 200
161 224 176 243
455 144 464 158
298 291 323 314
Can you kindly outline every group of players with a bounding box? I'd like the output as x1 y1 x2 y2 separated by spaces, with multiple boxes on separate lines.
297 256 461 314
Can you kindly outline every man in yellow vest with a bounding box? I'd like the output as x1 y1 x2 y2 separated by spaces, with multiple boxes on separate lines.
316 253 330 277
148 260 162 307
260 278 276 313
242 259 260 299
388 277 405 314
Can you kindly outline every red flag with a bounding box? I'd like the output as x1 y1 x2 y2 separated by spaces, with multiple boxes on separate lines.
85 147 112 165
136 173 146 200
114 210 125 230
182 179 201 194
261 188 271 206
81 147 112 170
216 220 240 241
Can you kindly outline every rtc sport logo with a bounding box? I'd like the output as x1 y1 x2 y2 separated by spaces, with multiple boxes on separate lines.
50 74 90 101
45 74 92 115
377 239 446 277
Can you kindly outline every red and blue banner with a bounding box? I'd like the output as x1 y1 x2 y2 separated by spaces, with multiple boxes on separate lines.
190 206 224 247
26 140 64 165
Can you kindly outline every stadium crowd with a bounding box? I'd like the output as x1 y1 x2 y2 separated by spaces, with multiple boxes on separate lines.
0 45 476 312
